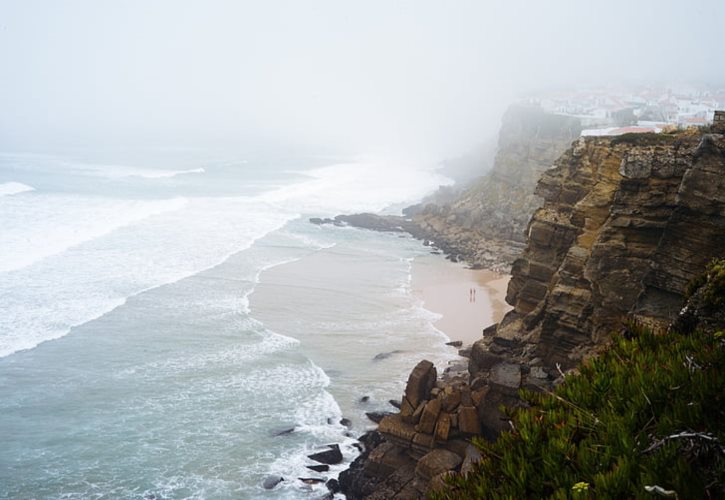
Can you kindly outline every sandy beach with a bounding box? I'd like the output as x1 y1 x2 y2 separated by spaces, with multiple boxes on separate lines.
412 253 511 346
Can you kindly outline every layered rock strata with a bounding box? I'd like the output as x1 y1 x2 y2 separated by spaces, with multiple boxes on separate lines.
411 105 581 270
498 130 725 370
311 105 581 272
339 128 725 499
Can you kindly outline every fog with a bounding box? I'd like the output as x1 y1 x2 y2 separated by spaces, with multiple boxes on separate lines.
1 0 723 159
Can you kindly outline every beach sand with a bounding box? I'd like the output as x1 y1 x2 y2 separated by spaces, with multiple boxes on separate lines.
412 253 512 346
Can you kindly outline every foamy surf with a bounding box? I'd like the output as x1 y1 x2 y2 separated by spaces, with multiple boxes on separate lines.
0 151 458 499
0 181 34 196
0 196 189 274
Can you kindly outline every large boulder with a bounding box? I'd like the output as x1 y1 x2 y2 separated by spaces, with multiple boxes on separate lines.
416 398 441 434
404 360 437 408
308 444 343 465
415 449 462 481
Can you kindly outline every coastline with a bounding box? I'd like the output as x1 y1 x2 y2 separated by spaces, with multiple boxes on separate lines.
411 253 511 346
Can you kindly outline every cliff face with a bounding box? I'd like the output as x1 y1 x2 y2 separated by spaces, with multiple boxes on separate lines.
498 131 725 369
413 105 581 270
339 127 725 500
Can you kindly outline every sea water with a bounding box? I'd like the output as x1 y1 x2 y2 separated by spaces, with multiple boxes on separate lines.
0 151 457 498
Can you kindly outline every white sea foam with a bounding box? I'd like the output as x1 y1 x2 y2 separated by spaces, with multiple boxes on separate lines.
0 181 34 196
0 196 189 273
117 166 206 179
260 159 452 215
0 195 298 358
55 160 207 180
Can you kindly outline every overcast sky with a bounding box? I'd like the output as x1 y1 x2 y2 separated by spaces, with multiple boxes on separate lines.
1 0 723 158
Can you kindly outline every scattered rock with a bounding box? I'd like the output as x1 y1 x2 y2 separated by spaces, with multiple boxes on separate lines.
411 400 426 425
373 350 405 361
340 418 352 428
263 476 284 490
416 398 441 434
489 362 521 394
434 412 451 442
415 449 462 481
365 411 392 424
388 399 401 409
307 464 329 473
441 388 461 412
445 340 463 347
404 360 437 408
298 477 326 485
308 444 343 465
457 406 481 435
326 478 341 493
360 396 370 403
271 427 295 436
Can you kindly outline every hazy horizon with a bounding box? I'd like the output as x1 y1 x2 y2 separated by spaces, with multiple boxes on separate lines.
1 0 724 160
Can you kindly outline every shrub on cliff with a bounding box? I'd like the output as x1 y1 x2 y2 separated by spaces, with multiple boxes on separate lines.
437 261 725 499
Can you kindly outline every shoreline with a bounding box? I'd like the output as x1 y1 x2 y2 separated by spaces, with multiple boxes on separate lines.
411 253 511 346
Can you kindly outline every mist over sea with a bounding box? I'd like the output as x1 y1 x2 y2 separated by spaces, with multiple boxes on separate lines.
0 152 457 498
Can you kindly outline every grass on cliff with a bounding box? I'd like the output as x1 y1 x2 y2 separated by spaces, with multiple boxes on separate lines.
437 262 725 499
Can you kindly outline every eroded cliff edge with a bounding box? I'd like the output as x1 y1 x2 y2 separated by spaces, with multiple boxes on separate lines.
339 127 725 499
411 104 581 271
498 130 725 370
313 105 581 272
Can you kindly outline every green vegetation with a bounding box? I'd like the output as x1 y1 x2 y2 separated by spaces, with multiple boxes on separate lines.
438 260 725 499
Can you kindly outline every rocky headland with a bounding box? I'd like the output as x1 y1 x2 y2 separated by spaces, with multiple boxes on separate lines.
312 104 582 272
332 120 725 498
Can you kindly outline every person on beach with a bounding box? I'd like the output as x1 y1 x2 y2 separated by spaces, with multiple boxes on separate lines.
473 288 476 302
469 288 473 302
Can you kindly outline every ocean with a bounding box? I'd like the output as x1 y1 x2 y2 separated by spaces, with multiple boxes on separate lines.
0 151 459 499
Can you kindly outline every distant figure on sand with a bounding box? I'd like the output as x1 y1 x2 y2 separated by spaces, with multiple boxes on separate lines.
473 288 476 302
469 288 473 302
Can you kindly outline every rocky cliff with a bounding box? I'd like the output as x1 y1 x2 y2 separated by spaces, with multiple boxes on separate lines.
338 126 725 499
497 129 725 370
411 105 581 271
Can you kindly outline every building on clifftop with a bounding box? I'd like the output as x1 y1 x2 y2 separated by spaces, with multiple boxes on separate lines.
713 110 725 132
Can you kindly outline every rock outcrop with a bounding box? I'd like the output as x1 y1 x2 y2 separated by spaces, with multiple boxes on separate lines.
411 105 582 270
311 105 581 272
497 130 725 370
338 126 725 499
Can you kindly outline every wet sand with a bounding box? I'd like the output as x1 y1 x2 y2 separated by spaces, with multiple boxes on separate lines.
412 254 511 346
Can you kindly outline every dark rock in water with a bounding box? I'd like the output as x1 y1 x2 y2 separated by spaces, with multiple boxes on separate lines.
373 350 404 361
326 417 334 425
446 340 463 347
360 395 370 403
352 442 363 452
340 418 352 428
271 426 295 436
388 399 401 409
263 476 284 489
365 411 392 424
308 444 343 465
338 431 385 498
326 478 341 493
310 217 335 225
306 464 329 473
298 477 326 485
